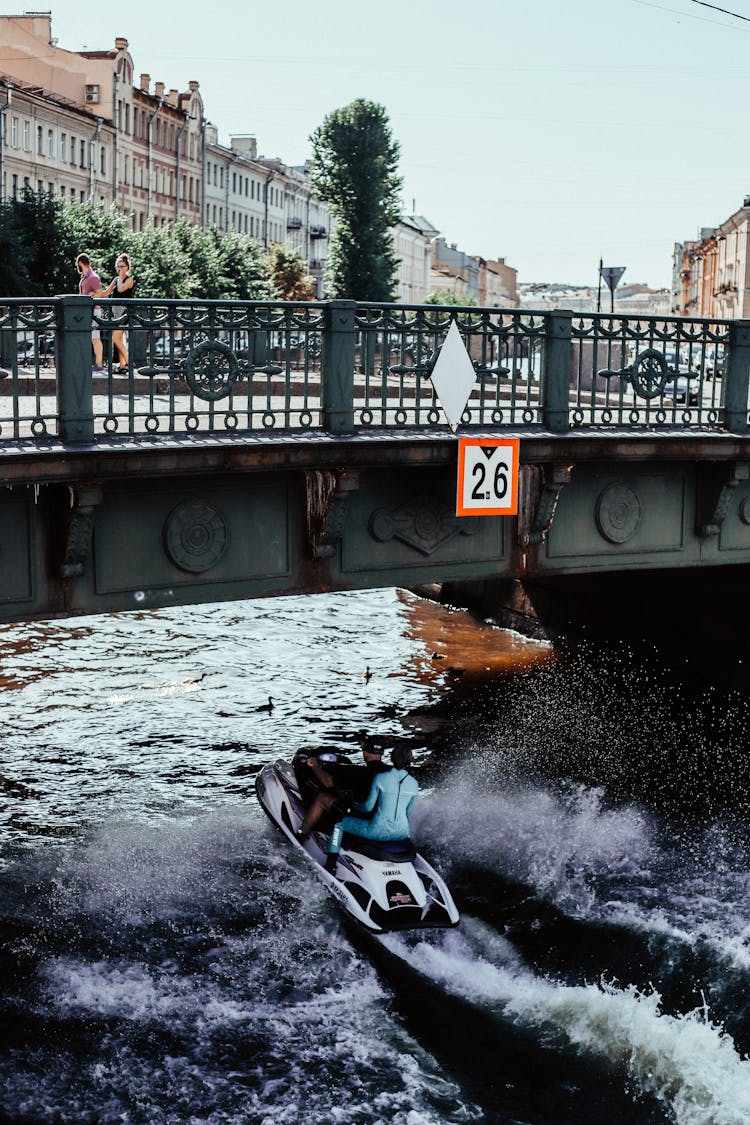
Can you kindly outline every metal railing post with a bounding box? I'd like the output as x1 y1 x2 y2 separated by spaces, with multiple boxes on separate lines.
55 294 95 444
542 309 572 432
322 300 355 434
722 319 750 433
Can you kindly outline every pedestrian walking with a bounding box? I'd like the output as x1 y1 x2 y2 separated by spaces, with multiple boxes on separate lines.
103 253 135 372
75 253 105 372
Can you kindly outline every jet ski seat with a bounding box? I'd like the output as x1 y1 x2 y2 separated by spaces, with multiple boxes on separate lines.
340 834 417 862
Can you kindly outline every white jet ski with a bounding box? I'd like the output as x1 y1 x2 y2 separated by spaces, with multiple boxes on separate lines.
255 750 460 935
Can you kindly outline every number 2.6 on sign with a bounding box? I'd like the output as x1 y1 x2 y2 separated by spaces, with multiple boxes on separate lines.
456 437 519 517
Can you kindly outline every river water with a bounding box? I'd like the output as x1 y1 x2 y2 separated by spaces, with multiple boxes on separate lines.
1 589 750 1124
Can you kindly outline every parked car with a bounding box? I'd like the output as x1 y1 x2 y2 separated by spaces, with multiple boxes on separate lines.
663 373 700 406
152 336 189 361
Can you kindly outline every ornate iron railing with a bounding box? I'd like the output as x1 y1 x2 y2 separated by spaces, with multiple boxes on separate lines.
0 299 58 440
570 314 730 429
90 300 324 436
353 305 545 428
0 296 747 444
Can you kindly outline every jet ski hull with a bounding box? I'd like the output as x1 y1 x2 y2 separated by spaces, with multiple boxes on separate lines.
255 756 460 935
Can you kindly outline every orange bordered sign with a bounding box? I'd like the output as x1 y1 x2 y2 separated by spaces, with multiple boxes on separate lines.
456 437 520 517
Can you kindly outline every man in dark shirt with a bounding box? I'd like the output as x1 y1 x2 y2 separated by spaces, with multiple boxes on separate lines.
296 743 391 841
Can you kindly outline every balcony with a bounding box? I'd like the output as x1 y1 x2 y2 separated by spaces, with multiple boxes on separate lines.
287 217 302 230
310 225 327 239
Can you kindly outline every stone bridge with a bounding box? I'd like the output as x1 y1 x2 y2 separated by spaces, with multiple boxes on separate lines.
2 296 749 681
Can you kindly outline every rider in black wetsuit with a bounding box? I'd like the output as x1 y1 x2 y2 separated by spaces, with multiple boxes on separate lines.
296 742 391 840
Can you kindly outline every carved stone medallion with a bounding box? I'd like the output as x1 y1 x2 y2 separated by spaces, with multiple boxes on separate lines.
595 483 642 544
164 501 229 573
370 493 479 556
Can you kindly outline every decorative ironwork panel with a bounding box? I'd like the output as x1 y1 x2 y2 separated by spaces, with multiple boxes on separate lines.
0 300 57 441
91 299 325 437
353 304 546 429
570 314 729 430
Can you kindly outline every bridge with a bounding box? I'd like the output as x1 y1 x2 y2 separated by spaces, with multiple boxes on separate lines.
2 295 750 681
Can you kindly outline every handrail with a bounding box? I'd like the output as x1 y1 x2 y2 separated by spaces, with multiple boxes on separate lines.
0 297 742 444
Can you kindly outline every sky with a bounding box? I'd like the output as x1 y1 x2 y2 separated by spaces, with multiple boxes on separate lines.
6 0 750 289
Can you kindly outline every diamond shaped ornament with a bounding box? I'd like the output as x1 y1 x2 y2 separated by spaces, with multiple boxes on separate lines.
429 320 476 431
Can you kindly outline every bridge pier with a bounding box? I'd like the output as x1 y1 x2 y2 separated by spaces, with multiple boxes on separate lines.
442 567 750 689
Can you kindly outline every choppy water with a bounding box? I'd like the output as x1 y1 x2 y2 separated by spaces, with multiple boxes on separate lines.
1 589 750 1124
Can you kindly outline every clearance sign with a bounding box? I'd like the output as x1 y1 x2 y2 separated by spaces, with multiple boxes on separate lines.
456 437 520 517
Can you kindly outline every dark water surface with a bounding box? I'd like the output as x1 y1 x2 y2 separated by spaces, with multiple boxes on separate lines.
1 590 749 1124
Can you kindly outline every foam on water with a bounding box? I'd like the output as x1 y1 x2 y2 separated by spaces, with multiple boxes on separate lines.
382 918 750 1125
419 753 750 969
0 812 481 1125
417 760 652 912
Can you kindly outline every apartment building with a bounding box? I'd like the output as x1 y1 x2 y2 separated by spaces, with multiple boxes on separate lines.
0 14 516 305
393 214 439 303
0 14 204 230
478 257 518 307
203 132 331 294
674 205 750 319
0 74 108 206
432 238 481 302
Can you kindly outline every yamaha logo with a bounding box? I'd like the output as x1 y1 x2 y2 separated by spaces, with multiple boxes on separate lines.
382 869 400 876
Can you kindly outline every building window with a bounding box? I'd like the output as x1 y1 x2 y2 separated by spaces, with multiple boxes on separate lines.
11 173 17 198
79 140 86 168
100 146 106 175
10 115 17 147
59 184 65 196
124 104 130 134
232 172 236 194
220 167 224 189
80 190 85 203
70 135 76 165
36 125 43 155
60 132 67 161
47 129 54 158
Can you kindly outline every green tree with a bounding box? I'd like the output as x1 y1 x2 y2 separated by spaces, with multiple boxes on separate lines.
268 243 316 301
131 221 193 298
423 290 476 306
13 189 68 295
0 199 32 296
216 230 272 301
310 99 402 301
58 200 135 293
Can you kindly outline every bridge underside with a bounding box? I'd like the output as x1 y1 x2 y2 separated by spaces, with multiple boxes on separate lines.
3 434 750 685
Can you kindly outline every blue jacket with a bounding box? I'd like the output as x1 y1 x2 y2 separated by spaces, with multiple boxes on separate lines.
352 768 419 840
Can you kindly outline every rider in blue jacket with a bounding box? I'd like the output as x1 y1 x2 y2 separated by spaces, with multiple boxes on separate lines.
325 746 418 874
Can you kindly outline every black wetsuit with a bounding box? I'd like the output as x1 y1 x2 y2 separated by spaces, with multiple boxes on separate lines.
324 760 391 810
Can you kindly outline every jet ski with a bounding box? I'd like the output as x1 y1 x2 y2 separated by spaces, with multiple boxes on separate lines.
255 750 460 935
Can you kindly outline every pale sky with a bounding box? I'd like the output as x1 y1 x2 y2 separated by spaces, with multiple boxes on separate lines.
5 0 750 288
